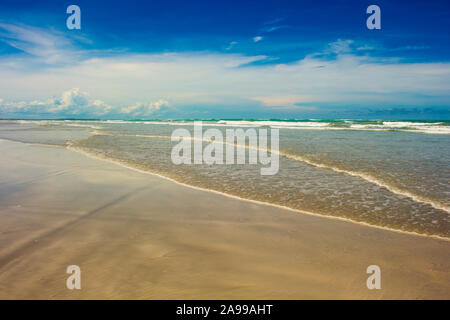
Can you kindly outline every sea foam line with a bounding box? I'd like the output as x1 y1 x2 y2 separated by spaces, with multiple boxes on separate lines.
89 131 450 215
281 153 450 214
66 144 450 241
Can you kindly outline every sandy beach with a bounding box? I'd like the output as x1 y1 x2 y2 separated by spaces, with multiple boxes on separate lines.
0 138 448 299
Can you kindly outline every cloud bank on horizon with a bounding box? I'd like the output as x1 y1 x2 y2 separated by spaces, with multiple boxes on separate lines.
0 0 449 119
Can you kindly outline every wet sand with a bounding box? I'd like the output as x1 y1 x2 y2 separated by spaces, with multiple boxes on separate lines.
0 139 448 299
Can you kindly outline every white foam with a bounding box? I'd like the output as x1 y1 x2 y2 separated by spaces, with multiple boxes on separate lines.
66 143 450 241
13 119 449 134
217 120 330 127
86 132 450 215
282 152 450 214
215 120 450 134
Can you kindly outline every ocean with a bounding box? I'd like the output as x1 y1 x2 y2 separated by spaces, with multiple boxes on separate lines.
1 119 449 238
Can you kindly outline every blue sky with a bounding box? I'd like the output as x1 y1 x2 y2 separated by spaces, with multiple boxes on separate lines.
0 0 449 119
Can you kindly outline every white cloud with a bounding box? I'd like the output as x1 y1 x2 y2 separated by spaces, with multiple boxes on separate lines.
0 25 449 116
0 88 112 115
253 36 263 43
1 51 449 115
0 23 77 64
264 26 282 32
0 88 170 117
261 25 288 33
356 45 375 51
328 39 354 54
263 18 284 25
120 99 169 115
226 41 238 50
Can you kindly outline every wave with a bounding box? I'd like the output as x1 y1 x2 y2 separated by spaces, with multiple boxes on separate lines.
66 142 450 241
281 152 450 214
217 120 450 134
7 119 103 130
97 119 450 134
85 131 450 215
9 119 450 134
101 118 450 134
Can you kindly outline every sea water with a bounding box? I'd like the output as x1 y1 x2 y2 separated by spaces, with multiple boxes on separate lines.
0 119 448 238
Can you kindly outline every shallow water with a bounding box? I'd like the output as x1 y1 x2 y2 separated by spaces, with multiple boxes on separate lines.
1 119 449 237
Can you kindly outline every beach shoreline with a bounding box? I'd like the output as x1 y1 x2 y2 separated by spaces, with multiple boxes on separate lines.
0 139 449 299
68 143 450 242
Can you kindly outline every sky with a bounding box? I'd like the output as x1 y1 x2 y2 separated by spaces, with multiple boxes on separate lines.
0 0 449 119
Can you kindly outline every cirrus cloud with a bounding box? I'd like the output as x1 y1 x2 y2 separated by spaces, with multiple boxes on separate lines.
0 23 449 119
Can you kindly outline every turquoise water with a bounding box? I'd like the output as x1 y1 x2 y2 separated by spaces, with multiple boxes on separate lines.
1 119 449 238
